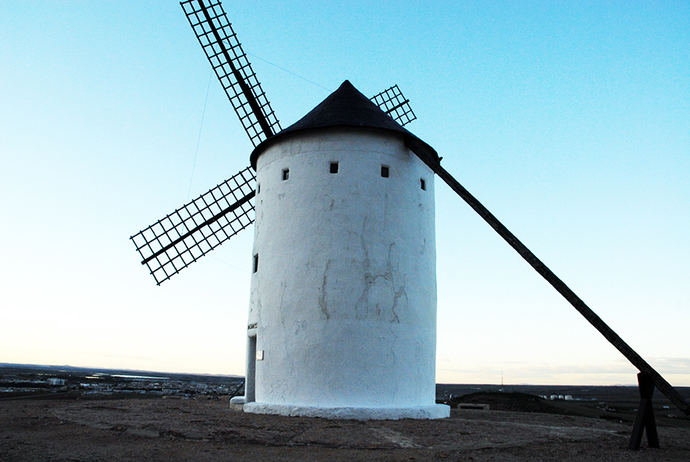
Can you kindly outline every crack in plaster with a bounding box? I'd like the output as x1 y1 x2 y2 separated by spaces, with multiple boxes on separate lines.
391 284 406 324
318 259 332 319
279 281 287 327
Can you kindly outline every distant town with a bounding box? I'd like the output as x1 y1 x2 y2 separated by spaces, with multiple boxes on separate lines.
2 363 689 423
0 363 244 400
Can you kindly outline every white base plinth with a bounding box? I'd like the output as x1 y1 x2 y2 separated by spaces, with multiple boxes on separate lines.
243 402 450 420
229 396 245 411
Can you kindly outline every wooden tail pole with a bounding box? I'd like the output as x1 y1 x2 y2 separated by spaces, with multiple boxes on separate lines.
428 160 690 416
629 372 660 450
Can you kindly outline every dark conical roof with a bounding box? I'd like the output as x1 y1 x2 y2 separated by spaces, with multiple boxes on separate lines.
250 80 439 169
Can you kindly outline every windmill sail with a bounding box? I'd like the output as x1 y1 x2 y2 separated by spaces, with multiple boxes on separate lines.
370 85 417 127
130 167 256 285
181 0 281 146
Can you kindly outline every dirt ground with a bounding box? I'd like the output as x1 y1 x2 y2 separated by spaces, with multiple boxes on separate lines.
1 397 688 461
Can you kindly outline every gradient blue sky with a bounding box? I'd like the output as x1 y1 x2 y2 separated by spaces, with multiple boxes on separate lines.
1 1 688 385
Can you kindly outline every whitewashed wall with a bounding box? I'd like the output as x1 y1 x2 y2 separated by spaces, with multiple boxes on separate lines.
243 128 448 419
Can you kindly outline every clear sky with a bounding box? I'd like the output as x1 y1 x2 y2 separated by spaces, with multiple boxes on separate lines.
1 1 688 386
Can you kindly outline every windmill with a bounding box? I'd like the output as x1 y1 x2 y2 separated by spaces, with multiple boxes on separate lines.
131 0 689 428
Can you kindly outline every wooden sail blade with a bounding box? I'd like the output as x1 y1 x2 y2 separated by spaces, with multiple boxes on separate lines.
130 166 256 285
370 85 417 127
180 0 281 146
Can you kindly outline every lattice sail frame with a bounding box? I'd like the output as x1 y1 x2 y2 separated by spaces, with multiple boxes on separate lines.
181 0 281 146
131 167 256 285
370 85 417 127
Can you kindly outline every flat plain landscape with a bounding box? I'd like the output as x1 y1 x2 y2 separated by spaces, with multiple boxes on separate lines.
1 365 689 461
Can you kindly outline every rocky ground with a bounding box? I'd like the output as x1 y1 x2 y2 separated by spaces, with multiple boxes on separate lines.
1 396 689 461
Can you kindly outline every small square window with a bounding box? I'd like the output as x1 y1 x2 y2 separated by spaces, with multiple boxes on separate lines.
282 168 289 181
253 254 258 273
330 162 339 174
381 165 389 178
420 178 426 190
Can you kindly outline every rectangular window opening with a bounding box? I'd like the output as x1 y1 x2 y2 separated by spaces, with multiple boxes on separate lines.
381 165 390 178
257 183 260 194
420 178 426 190
253 253 258 273
282 168 289 181
330 162 339 174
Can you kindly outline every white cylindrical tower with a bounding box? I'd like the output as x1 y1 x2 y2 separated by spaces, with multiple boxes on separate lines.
241 81 449 420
